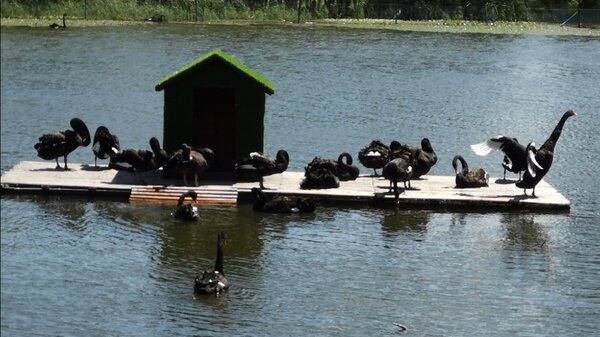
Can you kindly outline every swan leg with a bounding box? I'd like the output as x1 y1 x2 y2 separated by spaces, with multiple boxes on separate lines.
532 187 537 198
55 158 62 170
503 168 506 181
183 174 188 186
194 174 199 187
63 156 69 171
94 156 98 167
259 177 265 189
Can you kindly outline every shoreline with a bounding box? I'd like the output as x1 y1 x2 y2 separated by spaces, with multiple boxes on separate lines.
2 17 599 36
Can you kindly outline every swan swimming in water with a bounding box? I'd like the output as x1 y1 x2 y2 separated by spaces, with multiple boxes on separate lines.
194 232 230 295
251 187 316 213
49 13 67 29
174 190 199 221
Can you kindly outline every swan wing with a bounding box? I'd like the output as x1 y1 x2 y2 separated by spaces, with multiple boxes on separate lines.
526 144 543 177
470 139 497 156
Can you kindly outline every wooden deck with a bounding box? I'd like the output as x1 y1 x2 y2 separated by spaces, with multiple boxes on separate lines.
1 161 570 210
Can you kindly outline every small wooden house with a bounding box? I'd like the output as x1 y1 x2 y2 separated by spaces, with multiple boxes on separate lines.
155 49 275 171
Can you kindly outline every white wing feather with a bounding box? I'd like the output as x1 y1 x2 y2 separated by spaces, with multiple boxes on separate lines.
470 136 505 156
526 143 543 178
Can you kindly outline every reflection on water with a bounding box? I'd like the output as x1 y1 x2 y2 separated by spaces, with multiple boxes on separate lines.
501 212 549 251
380 209 429 237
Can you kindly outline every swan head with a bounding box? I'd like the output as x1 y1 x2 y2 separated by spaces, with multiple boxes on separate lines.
70 118 91 146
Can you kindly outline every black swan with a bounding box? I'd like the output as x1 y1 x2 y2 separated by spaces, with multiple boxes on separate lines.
92 126 120 167
148 14 165 22
516 110 576 197
452 155 489 188
302 152 359 182
251 188 316 213
300 157 340 189
174 190 199 221
235 150 289 189
174 144 215 187
34 117 91 170
393 138 437 179
194 232 230 295
382 157 413 204
109 137 167 181
336 153 360 181
49 13 67 29
471 136 526 181
358 140 390 176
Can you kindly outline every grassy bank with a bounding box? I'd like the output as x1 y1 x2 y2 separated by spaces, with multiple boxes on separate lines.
2 16 599 37
1 0 598 36
0 0 306 22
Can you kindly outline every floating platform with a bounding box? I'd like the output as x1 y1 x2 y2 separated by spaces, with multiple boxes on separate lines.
1 161 570 210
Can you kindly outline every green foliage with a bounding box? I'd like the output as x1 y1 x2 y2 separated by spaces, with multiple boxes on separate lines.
1 0 598 22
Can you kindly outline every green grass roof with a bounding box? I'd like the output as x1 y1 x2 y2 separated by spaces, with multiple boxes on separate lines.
155 49 275 94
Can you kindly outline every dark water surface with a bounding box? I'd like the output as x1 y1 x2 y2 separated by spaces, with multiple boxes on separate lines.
2 24 599 336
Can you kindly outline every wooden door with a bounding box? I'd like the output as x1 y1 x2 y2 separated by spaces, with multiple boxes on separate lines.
193 88 236 171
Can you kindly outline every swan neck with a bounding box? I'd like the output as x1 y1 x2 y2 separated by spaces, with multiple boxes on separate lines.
542 112 573 151
215 240 224 274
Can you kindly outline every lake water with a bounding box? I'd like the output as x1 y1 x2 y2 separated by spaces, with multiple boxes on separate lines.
1 24 599 336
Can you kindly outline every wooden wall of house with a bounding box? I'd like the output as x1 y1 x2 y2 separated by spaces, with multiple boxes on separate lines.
161 58 266 171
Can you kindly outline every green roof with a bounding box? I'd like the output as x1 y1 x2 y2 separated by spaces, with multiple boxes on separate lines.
155 49 275 94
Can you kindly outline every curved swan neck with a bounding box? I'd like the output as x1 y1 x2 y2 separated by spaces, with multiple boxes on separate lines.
452 155 468 174
338 152 352 165
541 110 576 152
178 190 197 207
